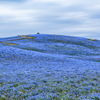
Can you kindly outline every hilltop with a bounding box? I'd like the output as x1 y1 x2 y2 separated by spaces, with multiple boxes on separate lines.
0 34 100 99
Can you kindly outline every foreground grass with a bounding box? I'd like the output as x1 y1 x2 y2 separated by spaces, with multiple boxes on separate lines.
0 69 100 100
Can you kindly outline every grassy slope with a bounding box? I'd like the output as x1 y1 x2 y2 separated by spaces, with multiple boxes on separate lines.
0 34 100 100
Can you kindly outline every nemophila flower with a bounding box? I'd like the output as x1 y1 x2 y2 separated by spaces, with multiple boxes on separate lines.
0 34 100 99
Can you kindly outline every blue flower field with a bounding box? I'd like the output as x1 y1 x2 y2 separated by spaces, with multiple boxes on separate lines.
0 34 100 100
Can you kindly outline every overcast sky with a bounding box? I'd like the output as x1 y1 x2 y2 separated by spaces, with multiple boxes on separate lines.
0 0 100 39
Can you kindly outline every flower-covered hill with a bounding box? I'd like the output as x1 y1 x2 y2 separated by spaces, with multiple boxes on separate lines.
0 34 100 100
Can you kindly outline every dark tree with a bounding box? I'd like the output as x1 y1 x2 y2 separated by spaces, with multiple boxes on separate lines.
37 32 40 34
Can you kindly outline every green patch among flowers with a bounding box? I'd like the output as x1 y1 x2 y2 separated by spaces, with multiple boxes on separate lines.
88 39 98 41
4 43 19 45
19 35 36 39
0 42 19 45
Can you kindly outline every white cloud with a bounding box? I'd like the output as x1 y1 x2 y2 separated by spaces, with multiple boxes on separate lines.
0 5 39 22
0 0 100 39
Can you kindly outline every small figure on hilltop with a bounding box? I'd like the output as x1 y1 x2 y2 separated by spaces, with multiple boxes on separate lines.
37 32 40 34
